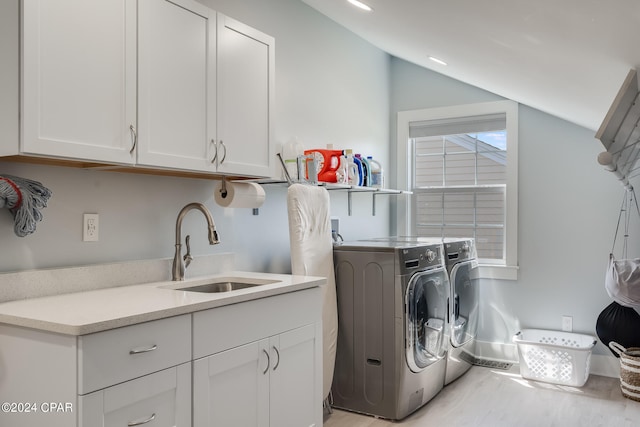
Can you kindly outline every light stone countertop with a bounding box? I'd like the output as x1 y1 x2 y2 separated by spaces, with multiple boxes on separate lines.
0 271 324 336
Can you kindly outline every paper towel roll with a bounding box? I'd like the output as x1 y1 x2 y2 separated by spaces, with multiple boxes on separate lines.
214 181 266 208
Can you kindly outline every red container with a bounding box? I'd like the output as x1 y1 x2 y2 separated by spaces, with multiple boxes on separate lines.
304 149 343 182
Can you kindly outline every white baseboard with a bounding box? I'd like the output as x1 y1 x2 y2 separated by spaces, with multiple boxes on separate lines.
473 339 620 378
590 354 620 378
474 339 519 363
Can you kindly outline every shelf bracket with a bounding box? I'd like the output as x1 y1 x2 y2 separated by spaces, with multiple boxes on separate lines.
372 192 379 216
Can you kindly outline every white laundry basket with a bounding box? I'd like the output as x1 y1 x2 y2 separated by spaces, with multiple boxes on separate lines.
513 329 597 387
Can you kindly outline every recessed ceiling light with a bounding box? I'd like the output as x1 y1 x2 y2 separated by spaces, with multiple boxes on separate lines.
347 0 373 12
428 56 447 66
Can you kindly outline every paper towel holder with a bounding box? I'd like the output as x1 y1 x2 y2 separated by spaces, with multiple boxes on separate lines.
219 178 229 199
217 178 260 215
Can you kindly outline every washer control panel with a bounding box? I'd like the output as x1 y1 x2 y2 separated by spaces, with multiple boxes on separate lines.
444 239 476 263
399 244 444 273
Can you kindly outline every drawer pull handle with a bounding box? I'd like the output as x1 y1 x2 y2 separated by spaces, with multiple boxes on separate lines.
262 348 270 374
128 413 156 426
129 345 157 355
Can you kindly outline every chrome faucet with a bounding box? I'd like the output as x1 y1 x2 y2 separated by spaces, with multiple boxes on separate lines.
172 202 220 281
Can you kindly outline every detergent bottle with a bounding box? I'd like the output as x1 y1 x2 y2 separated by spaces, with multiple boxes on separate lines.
367 156 384 188
353 157 364 186
304 148 343 183
355 154 371 186
336 153 349 184
344 149 362 186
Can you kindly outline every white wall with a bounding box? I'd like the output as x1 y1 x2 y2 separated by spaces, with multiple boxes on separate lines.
390 57 635 357
0 0 390 274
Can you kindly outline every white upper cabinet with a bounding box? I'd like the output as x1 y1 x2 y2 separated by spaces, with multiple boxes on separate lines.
0 0 19 157
137 0 217 172
21 0 137 164
17 0 275 178
216 14 275 177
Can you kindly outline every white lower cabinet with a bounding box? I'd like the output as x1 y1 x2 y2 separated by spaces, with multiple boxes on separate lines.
193 324 319 427
269 324 320 427
80 362 191 427
192 287 323 427
0 287 322 427
0 314 192 427
193 339 268 426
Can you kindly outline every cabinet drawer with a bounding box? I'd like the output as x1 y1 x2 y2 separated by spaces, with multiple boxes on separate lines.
79 362 191 427
193 287 321 359
78 314 191 394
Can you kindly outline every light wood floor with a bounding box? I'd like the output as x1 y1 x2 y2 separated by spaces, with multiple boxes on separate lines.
323 365 640 426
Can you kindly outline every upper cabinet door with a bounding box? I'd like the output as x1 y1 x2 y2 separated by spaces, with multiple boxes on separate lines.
216 15 275 178
137 0 217 172
0 0 19 157
21 0 137 164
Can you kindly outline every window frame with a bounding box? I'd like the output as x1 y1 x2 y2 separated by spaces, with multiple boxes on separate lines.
396 100 519 280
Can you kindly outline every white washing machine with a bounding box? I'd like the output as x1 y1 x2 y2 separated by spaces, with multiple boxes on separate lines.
331 240 450 420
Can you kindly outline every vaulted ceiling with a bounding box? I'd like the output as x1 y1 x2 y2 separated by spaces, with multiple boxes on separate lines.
301 0 640 132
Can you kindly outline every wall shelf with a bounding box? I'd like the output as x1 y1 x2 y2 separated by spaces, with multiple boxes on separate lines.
253 179 411 216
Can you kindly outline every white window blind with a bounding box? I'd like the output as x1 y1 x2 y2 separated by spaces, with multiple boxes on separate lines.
410 116 508 263
397 101 519 279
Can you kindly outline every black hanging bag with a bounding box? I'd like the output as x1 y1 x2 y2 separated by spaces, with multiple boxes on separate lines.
596 189 640 354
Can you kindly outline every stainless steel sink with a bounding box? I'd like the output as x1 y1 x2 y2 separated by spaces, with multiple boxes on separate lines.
175 278 279 293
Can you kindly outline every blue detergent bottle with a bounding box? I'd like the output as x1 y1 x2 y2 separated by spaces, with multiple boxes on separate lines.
352 156 364 186
355 154 371 186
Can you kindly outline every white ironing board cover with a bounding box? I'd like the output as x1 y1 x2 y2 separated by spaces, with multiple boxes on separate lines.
287 183 337 400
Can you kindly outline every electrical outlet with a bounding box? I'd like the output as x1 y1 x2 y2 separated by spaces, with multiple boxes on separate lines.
331 217 340 234
562 315 573 332
83 213 99 242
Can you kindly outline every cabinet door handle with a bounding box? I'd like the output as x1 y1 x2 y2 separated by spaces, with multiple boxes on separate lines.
210 139 217 164
129 125 137 154
129 344 157 355
272 346 280 371
262 348 270 374
219 140 227 164
128 413 156 426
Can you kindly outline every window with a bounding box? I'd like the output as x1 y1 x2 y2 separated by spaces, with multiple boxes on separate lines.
396 101 518 280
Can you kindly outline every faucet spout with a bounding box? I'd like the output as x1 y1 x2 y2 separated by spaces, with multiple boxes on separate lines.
172 202 220 281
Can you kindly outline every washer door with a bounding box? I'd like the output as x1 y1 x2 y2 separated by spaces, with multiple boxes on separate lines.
406 266 449 373
450 260 479 348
